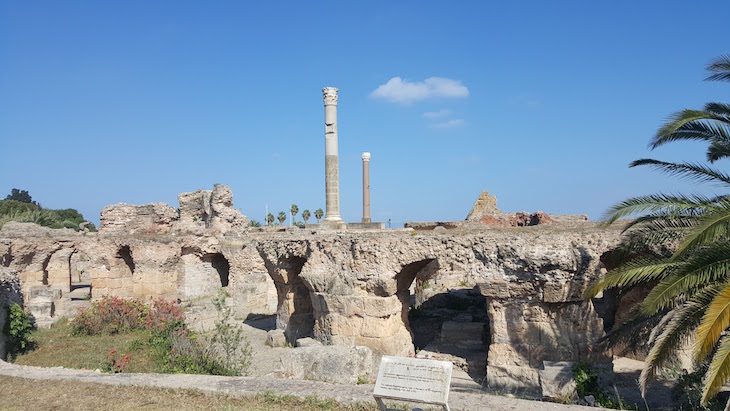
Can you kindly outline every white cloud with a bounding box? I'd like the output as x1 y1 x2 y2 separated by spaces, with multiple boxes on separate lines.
422 109 452 119
429 119 465 129
371 77 469 104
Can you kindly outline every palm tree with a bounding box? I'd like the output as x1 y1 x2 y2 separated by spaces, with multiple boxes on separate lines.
266 213 274 226
587 55 730 405
290 204 299 226
277 211 286 225
314 208 324 224
302 209 311 224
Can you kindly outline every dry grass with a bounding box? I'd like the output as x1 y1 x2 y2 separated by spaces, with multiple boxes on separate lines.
0 376 382 411
12 318 159 373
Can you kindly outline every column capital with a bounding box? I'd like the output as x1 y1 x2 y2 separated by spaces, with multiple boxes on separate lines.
362 152 371 161
323 87 339 105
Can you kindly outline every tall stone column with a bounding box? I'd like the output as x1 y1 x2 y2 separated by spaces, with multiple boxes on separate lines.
361 152 371 223
323 87 345 227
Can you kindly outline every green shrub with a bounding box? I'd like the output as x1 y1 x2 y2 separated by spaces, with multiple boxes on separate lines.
210 291 252 376
3 303 34 359
672 365 724 411
572 361 633 409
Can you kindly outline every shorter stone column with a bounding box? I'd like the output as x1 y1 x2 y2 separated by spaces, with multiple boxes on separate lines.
362 152 371 223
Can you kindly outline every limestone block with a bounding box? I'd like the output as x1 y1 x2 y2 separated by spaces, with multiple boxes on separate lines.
487 365 541 398
266 329 287 347
488 343 530 367
28 286 62 300
362 295 401 317
542 281 570 303
274 345 373 384
327 314 363 337
539 361 578 402
312 294 364 317
530 344 580 367
361 316 403 338
296 337 322 347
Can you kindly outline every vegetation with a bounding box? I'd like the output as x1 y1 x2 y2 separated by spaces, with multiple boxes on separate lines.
266 212 275 226
63 295 251 376
249 219 262 227
586 55 730 405
277 211 286 225
290 204 299 225
314 208 324 223
5 188 36 205
3 303 35 360
572 361 632 409
0 189 95 231
302 209 311 224
0 377 384 411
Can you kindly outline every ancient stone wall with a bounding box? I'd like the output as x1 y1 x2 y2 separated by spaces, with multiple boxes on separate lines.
0 217 623 393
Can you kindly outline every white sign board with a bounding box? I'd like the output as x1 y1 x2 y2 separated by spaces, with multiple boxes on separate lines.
373 356 452 411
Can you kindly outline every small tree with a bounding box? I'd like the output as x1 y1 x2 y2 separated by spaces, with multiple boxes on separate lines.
249 219 261 227
302 209 311 224
277 211 286 225
314 208 324 223
290 204 299 226
266 213 275 226
5 189 34 205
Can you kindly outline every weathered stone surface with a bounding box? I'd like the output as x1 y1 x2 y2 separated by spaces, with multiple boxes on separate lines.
273 345 373 384
466 191 501 221
99 203 177 234
539 361 577 402
1 191 624 391
266 329 287 348
0 267 22 358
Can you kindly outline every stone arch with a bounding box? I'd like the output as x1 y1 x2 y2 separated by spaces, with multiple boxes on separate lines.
202 253 230 287
117 246 135 274
397 258 490 389
178 249 231 299
259 254 315 344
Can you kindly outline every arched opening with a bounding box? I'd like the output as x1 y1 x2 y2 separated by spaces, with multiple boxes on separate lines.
117 246 135 274
203 253 230 287
397 258 489 392
259 253 315 344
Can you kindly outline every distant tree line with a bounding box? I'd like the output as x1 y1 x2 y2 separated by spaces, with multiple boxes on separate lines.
252 204 324 227
0 188 95 231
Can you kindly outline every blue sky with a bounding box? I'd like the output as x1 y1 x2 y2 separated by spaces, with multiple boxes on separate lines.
1 1 729 227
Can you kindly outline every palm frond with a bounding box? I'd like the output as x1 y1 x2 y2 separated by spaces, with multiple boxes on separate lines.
641 246 730 314
630 159 730 186
585 258 678 298
702 335 730 404
653 110 730 149
706 55 730 82
603 193 713 224
695 282 730 363
640 293 711 396
705 102 730 118
673 206 730 257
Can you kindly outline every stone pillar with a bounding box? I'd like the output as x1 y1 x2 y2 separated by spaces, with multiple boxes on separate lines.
323 87 345 227
361 152 371 223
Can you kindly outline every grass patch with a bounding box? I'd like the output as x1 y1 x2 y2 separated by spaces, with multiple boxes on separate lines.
0 376 382 411
13 318 159 373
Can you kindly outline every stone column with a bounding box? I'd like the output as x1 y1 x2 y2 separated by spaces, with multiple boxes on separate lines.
361 152 371 223
323 87 344 227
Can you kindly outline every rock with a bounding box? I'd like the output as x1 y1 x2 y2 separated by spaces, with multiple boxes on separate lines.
274 345 373 384
266 329 287 347
584 394 596 406
99 203 177 234
539 361 577 402
296 337 322 347
176 184 248 235
466 191 501 221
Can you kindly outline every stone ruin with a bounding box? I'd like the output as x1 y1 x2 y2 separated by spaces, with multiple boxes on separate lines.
0 185 626 397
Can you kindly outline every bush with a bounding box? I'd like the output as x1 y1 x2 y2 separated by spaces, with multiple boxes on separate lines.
71 296 147 335
210 291 252 376
672 366 725 411
3 303 34 359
